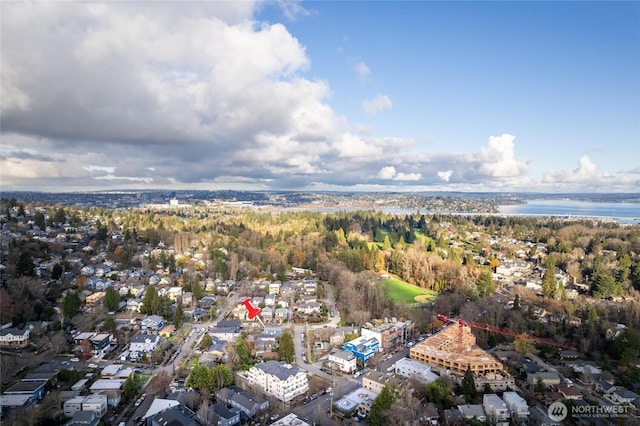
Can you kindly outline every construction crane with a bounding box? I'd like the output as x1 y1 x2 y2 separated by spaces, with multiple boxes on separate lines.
436 314 577 351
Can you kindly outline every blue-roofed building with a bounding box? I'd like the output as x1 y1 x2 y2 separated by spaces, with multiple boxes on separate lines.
342 336 379 362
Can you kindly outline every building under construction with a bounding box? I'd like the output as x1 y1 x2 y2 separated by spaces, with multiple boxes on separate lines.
409 323 505 377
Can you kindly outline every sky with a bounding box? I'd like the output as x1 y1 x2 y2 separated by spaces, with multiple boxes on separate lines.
1 0 639 193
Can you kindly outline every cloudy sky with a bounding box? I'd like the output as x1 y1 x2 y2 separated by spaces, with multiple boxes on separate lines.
1 1 638 193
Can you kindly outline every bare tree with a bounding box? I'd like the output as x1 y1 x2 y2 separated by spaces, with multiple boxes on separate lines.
149 369 172 397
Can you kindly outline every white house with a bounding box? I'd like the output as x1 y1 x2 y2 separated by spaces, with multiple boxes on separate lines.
141 315 164 331
502 391 529 421
244 361 308 403
0 327 30 348
610 389 640 404
63 394 108 418
483 394 510 426
129 332 160 358
327 349 357 374
393 358 438 383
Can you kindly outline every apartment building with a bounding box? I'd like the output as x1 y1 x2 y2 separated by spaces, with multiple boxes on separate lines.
244 361 308 403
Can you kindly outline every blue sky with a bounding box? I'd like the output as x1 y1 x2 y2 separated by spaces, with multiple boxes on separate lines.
1 1 638 192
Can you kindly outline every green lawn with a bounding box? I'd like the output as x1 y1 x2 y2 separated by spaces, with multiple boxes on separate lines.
381 277 437 305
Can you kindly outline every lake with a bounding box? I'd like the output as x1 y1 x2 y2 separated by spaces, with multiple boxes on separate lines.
498 199 640 224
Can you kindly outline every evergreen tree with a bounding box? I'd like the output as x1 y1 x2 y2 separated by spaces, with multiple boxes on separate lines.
476 271 495 297
141 285 159 315
462 365 476 401
123 377 139 402
62 291 81 319
173 303 184 328
34 211 46 231
104 286 120 312
51 263 64 280
368 384 396 426
513 293 520 310
542 254 558 298
199 333 213 350
16 251 36 277
192 275 204 300
278 331 295 364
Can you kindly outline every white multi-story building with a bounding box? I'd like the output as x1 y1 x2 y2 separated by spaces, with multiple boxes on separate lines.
393 358 438 383
502 391 529 422
63 394 108 418
327 349 357 374
244 361 308 403
483 394 510 426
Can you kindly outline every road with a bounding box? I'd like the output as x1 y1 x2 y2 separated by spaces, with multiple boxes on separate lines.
117 291 240 425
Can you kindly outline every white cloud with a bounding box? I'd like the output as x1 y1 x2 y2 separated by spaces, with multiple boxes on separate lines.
83 165 115 174
335 133 382 158
543 155 600 184
476 134 528 178
362 94 393 116
353 61 370 80
376 166 420 181
438 170 453 181
395 172 422 181
377 166 397 179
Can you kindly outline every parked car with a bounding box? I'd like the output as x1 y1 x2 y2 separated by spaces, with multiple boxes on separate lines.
70 357 79 362
88 363 98 369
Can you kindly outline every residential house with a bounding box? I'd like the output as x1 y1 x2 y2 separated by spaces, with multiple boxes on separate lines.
149 405 199 426
0 327 30 348
64 411 99 426
610 389 640 404
297 302 321 315
443 409 464 426
126 298 141 312
261 307 273 323
264 294 276 307
502 391 529 422
129 332 161 359
457 404 487 423
326 349 357 374
243 361 308 403
333 388 378 419
211 402 240 426
274 308 289 322
483 394 510 426
3 380 47 402
527 372 561 389
63 394 107 419
216 386 269 421
393 358 438 383
141 315 164 332
596 380 616 395
268 282 281 295
362 370 403 395
342 336 379 362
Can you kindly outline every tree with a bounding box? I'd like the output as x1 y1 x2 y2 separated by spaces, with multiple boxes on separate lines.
512 293 520 310
53 207 66 225
187 365 214 392
212 364 233 390
514 338 537 355
534 377 546 393
104 286 120 312
148 370 172 397
426 380 453 409
476 271 495 297
542 255 558 298
462 365 476 401
192 275 204 301
141 285 159 314
369 384 396 426
103 317 117 335
62 290 81 319
51 263 64 280
173 303 184 328
123 377 139 402
16 251 36 277
199 333 212 350
278 330 295 364
34 211 46 231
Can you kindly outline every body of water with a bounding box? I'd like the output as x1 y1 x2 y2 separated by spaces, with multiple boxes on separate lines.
498 199 640 224
286 200 640 225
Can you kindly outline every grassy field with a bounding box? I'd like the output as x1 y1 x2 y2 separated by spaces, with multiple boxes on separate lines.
381 277 437 305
